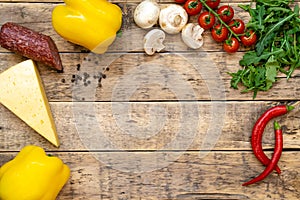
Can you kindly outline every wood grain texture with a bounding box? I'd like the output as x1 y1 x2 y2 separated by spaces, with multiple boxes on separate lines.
0 2 265 53
0 0 260 3
0 0 300 199
1 53 300 102
0 101 299 151
1 1 300 53
0 151 299 199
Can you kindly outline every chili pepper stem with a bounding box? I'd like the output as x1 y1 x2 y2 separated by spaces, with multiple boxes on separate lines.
199 0 241 41
286 105 294 112
274 121 281 130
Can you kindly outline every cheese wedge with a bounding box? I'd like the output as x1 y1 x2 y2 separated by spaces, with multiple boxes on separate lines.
0 60 59 147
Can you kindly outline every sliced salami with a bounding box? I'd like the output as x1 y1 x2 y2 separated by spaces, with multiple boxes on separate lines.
0 22 63 71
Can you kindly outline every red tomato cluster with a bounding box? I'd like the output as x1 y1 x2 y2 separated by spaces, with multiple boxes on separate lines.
174 0 257 53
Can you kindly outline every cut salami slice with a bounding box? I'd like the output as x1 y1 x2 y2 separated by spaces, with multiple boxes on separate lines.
0 22 63 71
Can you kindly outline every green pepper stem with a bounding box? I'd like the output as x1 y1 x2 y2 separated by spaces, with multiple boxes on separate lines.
199 0 241 41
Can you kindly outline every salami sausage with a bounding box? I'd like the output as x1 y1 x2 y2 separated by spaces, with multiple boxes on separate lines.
0 22 63 71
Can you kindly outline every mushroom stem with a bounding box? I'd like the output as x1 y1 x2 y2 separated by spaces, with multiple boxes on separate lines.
143 29 166 55
181 23 204 49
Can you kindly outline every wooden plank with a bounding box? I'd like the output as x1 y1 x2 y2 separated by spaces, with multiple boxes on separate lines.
0 0 257 3
1 0 299 54
0 0 298 4
0 2 251 53
1 1 299 53
0 101 299 151
0 151 299 199
1 52 300 101
0 1 299 199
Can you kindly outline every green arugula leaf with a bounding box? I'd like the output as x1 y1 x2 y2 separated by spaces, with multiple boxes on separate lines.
229 0 300 98
239 49 283 66
265 56 279 90
294 4 299 16
238 4 251 12
256 0 291 7
256 13 296 55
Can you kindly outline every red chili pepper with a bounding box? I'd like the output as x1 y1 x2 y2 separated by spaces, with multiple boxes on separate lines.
251 105 293 174
243 121 283 186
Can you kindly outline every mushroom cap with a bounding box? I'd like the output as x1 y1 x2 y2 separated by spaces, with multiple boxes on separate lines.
134 0 160 29
159 4 188 34
143 29 166 55
181 23 204 49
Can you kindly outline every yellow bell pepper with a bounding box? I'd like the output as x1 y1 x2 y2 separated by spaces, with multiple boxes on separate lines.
0 145 70 200
52 0 122 54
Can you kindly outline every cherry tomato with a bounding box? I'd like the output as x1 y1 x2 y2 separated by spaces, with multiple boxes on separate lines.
211 24 229 42
229 19 245 34
184 0 202 16
217 5 234 23
240 30 257 46
198 11 216 30
223 37 240 53
205 0 220 9
174 0 188 4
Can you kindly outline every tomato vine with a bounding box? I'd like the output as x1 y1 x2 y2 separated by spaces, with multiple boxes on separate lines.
199 0 241 41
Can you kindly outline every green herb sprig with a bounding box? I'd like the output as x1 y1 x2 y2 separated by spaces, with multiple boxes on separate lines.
229 0 300 98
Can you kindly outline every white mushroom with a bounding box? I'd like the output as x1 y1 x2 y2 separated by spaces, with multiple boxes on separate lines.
159 4 188 34
143 29 166 55
134 0 160 29
181 23 205 49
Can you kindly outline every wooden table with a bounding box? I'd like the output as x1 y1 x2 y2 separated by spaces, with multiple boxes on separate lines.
0 0 299 199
